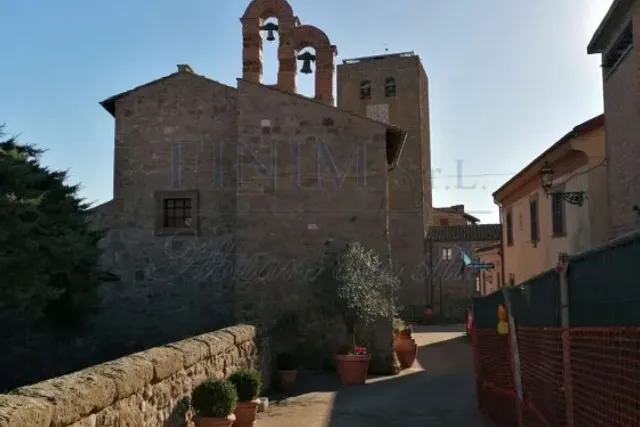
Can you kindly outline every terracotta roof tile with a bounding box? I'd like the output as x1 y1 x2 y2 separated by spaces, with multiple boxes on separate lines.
426 224 501 242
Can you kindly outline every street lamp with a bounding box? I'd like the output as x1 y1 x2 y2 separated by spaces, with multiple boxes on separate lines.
539 161 585 206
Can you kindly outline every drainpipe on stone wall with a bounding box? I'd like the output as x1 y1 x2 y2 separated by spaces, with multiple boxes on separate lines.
494 198 506 289
428 240 434 306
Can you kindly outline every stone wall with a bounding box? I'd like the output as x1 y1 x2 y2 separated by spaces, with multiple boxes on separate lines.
426 239 499 322
0 209 236 390
0 325 270 427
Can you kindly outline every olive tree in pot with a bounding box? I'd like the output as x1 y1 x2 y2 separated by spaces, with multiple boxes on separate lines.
319 239 400 385
191 378 238 427
228 369 263 427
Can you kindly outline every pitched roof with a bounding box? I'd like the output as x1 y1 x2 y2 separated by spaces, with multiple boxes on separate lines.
99 67 236 117
492 113 604 202
426 224 501 242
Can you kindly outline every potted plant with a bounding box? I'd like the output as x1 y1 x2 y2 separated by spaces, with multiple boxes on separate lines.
191 378 238 427
321 239 400 386
228 369 263 427
276 352 298 391
395 325 417 369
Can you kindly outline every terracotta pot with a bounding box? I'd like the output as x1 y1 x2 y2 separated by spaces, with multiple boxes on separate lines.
395 336 417 369
192 414 236 427
233 398 260 427
277 369 297 391
335 354 371 385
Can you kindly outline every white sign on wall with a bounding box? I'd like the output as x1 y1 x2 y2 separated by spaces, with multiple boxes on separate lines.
366 103 390 123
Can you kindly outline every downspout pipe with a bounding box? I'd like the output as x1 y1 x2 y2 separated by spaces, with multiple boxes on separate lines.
494 197 506 288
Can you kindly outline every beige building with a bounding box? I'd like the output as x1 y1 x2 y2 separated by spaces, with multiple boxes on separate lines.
475 243 502 295
493 114 607 285
588 0 640 238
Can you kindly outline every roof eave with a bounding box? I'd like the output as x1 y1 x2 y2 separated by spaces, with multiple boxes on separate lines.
492 114 604 203
100 98 117 117
587 0 634 54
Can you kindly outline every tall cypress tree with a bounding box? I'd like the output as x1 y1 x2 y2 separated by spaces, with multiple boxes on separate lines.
0 126 109 336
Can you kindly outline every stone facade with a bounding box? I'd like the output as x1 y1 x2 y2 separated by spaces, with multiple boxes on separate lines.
587 1 640 238
0 0 418 389
430 205 480 226
0 325 270 427
425 225 501 322
337 52 432 308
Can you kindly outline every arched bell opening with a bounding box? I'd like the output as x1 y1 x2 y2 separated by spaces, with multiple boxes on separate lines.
290 25 336 104
296 47 317 98
240 0 296 85
260 18 280 85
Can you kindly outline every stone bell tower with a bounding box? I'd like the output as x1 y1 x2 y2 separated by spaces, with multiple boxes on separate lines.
240 0 338 104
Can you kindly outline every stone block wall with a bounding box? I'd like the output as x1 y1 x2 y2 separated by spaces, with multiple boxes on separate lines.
0 325 270 427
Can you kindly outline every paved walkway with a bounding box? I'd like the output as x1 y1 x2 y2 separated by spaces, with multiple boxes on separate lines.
258 324 487 427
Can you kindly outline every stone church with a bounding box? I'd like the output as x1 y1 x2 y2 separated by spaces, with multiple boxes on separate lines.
1 0 438 389
95 0 432 322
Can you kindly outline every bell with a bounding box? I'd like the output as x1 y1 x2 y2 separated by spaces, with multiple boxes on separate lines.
261 22 278 42
297 51 316 75
300 60 313 74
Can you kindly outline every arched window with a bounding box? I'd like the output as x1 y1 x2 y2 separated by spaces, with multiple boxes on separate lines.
385 77 396 97
360 80 371 100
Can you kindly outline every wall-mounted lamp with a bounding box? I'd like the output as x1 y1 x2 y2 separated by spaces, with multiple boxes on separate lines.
539 161 586 206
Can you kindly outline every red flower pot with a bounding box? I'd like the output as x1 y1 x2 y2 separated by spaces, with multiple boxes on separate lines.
335 354 371 385
277 369 297 391
233 399 260 427
395 336 417 369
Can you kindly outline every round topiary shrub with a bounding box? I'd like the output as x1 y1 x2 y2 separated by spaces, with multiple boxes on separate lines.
228 369 263 401
192 378 238 418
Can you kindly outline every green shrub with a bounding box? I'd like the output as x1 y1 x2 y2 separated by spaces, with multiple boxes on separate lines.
319 239 400 352
276 352 298 370
192 378 238 418
228 369 262 401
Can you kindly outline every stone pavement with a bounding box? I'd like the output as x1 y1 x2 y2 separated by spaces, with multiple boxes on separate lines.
258 324 487 427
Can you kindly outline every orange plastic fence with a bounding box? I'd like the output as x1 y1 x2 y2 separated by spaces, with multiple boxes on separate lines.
472 327 640 427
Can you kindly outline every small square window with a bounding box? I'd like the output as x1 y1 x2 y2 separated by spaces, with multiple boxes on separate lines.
154 190 199 235
442 247 453 260
360 80 372 100
385 77 396 97
163 198 192 228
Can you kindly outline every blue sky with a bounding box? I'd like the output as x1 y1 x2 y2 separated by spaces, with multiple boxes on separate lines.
0 0 613 223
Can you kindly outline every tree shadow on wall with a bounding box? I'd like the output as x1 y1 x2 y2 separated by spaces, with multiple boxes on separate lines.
163 395 192 427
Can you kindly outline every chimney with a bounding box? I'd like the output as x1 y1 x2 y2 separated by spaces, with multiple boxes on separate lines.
177 64 193 73
451 204 465 213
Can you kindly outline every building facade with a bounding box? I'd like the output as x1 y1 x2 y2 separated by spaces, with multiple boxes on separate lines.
431 204 480 226
587 0 640 238
425 224 501 321
95 0 434 322
475 243 502 295
493 115 607 285
337 52 432 306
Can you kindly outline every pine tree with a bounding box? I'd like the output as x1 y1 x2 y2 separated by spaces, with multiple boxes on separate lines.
0 126 109 336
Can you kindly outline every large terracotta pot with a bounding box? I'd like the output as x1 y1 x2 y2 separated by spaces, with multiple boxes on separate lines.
193 414 236 427
277 369 297 391
335 354 371 385
233 398 260 427
395 336 417 369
